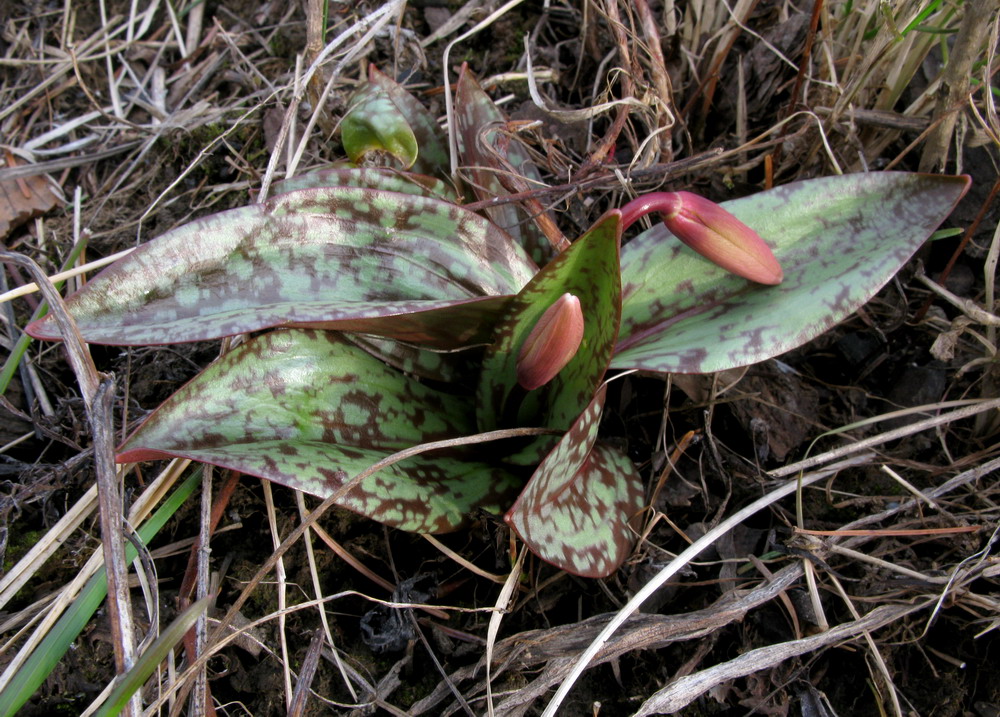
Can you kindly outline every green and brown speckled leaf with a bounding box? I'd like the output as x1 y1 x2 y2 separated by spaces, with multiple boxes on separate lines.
117 330 521 533
341 83 420 169
476 213 621 443
505 387 644 578
614 172 970 373
455 66 554 265
271 166 457 203
27 185 537 346
344 333 479 384
367 67 451 180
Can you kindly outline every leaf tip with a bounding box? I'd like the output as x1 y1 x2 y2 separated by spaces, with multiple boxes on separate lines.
24 315 59 341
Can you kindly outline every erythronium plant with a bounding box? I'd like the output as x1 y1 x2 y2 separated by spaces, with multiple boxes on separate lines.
26 67 970 577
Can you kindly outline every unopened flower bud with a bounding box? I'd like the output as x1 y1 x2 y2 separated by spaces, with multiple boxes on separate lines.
516 293 585 390
620 192 783 285
661 192 783 285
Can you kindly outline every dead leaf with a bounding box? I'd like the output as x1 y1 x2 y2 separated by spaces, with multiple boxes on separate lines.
0 153 63 240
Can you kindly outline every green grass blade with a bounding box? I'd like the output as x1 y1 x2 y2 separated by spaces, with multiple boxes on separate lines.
93 595 211 717
0 470 201 717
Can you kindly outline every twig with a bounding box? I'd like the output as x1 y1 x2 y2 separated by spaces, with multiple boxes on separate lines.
915 270 1000 326
766 397 1000 479
486 548 525 717
0 248 134 305
0 252 136 714
633 601 930 715
540 455 871 717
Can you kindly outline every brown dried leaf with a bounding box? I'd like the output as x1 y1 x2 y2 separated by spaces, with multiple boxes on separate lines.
0 156 62 240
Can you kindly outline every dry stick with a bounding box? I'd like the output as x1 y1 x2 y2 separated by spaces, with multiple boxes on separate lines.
540 456 864 717
295 492 359 701
0 142 143 182
288 629 326 717
189 464 214 717
884 63 1000 171
828 571 903 717
470 563 806 716
634 0 675 160
773 0 825 168
579 0 638 181
686 0 762 121
766 397 1000 479
918 0 997 172
915 270 1000 326
486 548 525 717
633 601 929 715
0 252 137 713
839 454 1000 544
913 176 1000 323
782 0 824 123
262 480 294 711
461 150 724 214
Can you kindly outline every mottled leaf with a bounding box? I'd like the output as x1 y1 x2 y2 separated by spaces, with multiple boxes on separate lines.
344 333 479 384
28 185 537 346
117 330 522 533
341 83 419 169
368 67 451 179
614 172 970 373
477 213 621 450
505 387 644 578
271 167 456 202
455 66 554 265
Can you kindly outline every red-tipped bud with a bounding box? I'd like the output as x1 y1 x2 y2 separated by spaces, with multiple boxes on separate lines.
662 192 783 285
516 293 585 390
620 191 783 285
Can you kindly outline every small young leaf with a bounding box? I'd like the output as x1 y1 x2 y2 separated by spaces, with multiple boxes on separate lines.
118 331 522 532
455 66 554 265
28 186 537 346
614 172 970 373
341 83 420 169
505 387 644 578
367 67 451 179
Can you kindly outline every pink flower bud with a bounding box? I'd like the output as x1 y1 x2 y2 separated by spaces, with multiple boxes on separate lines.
516 293 585 390
621 192 783 285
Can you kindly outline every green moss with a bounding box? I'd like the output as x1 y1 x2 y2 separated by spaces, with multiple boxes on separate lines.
4 529 44 573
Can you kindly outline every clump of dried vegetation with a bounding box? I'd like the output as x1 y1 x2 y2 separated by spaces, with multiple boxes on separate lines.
0 0 999 714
